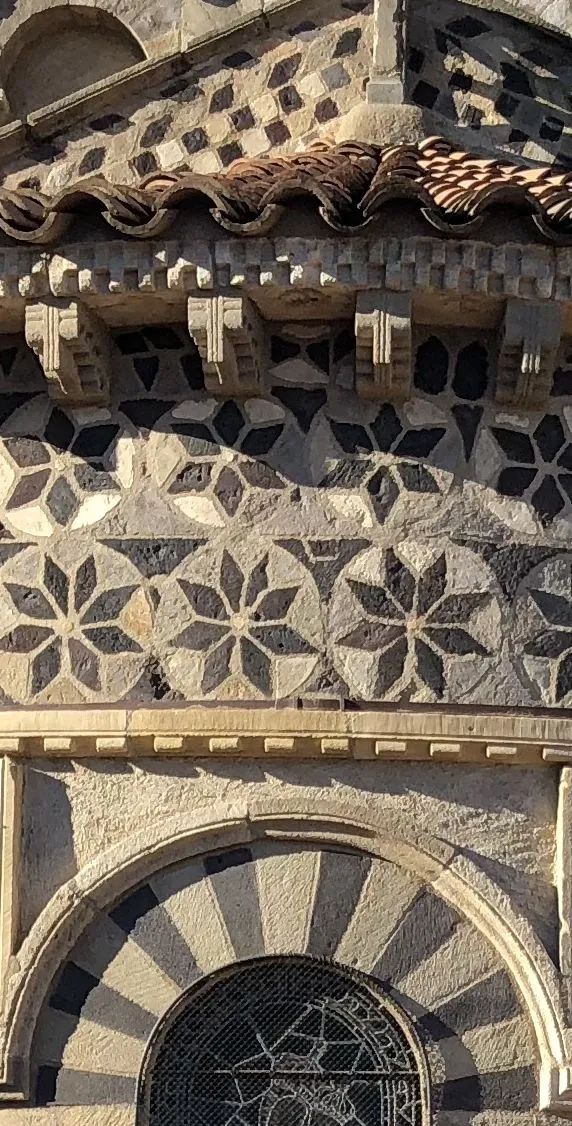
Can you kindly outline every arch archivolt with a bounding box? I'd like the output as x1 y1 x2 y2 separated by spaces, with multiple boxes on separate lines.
0 796 569 1115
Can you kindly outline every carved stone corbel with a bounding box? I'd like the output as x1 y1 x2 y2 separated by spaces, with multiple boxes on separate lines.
355 290 412 400
188 295 267 397
25 298 111 405
496 299 562 409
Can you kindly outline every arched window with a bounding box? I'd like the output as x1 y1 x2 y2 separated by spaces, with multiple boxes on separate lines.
3 7 144 118
137 956 429 1126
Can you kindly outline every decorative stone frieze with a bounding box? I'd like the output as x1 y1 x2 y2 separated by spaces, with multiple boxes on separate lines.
187 295 267 397
355 290 412 399
0 237 567 317
24 298 112 405
496 298 562 409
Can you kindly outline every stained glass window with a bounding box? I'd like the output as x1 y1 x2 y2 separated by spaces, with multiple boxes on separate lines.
138 957 427 1126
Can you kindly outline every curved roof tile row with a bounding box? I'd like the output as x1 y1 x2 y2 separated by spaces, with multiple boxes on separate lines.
3 137 572 244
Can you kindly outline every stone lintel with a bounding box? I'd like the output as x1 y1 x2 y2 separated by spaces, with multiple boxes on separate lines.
187 294 267 397
355 290 412 399
0 704 570 764
497 298 562 409
24 297 111 405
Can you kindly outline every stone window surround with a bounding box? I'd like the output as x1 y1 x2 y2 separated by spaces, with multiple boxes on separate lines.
0 784 570 1115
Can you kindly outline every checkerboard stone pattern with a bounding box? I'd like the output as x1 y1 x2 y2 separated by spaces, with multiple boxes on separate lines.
32 841 537 1113
2 322 572 708
407 0 572 166
2 0 373 193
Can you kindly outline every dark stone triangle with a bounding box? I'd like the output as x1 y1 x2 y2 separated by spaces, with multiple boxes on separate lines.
272 386 327 433
0 393 37 426
0 543 26 566
452 403 483 460
134 355 159 391
277 538 370 598
303 661 351 699
455 539 563 600
119 400 174 428
128 656 184 702
103 539 205 576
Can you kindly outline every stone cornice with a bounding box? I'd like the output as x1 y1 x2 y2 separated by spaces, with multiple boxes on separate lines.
0 703 572 763
0 235 568 310
2 232 571 405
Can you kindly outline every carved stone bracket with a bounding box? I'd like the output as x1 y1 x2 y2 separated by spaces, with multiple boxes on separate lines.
355 290 412 399
25 297 111 405
188 294 267 397
496 298 562 409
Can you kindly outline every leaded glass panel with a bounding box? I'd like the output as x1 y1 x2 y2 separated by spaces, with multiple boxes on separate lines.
138 957 426 1126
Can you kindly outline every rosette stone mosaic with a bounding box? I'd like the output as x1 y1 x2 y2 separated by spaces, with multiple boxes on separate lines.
0 323 571 706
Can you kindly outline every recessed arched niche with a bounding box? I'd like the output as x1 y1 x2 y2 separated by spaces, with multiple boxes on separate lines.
3 6 145 117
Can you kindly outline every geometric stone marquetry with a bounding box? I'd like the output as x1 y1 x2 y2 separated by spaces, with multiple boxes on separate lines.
25 298 111 406
188 295 267 398
32 842 537 1112
355 290 412 400
496 298 562 409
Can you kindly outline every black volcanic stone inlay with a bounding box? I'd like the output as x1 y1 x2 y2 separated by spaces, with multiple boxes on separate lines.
452 341 488 399
119 401 174 428
268 53 301 88
205 847 253 875
330 421 373 453
50 962 99 1017
241 425 283 456
213 401 244 445
110 884 159 934
452 403 483 459
414 337 449 394
273 386 327 433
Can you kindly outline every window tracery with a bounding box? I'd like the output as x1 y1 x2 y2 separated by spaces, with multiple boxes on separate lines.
137 956 429 1126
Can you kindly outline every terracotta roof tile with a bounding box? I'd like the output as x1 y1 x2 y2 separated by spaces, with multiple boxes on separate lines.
3 137 572 244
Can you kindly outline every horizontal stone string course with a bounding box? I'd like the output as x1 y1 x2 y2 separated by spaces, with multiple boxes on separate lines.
0 709 571 762
0 238 570 302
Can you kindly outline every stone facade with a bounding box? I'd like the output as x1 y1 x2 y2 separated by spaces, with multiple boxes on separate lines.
2 0 572 1124
0 0 373 191
3 0 572 192
407 0 572 166
1 327 572 707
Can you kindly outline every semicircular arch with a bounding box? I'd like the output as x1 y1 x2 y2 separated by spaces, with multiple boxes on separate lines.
0 797 566 1112
2 5 145 117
